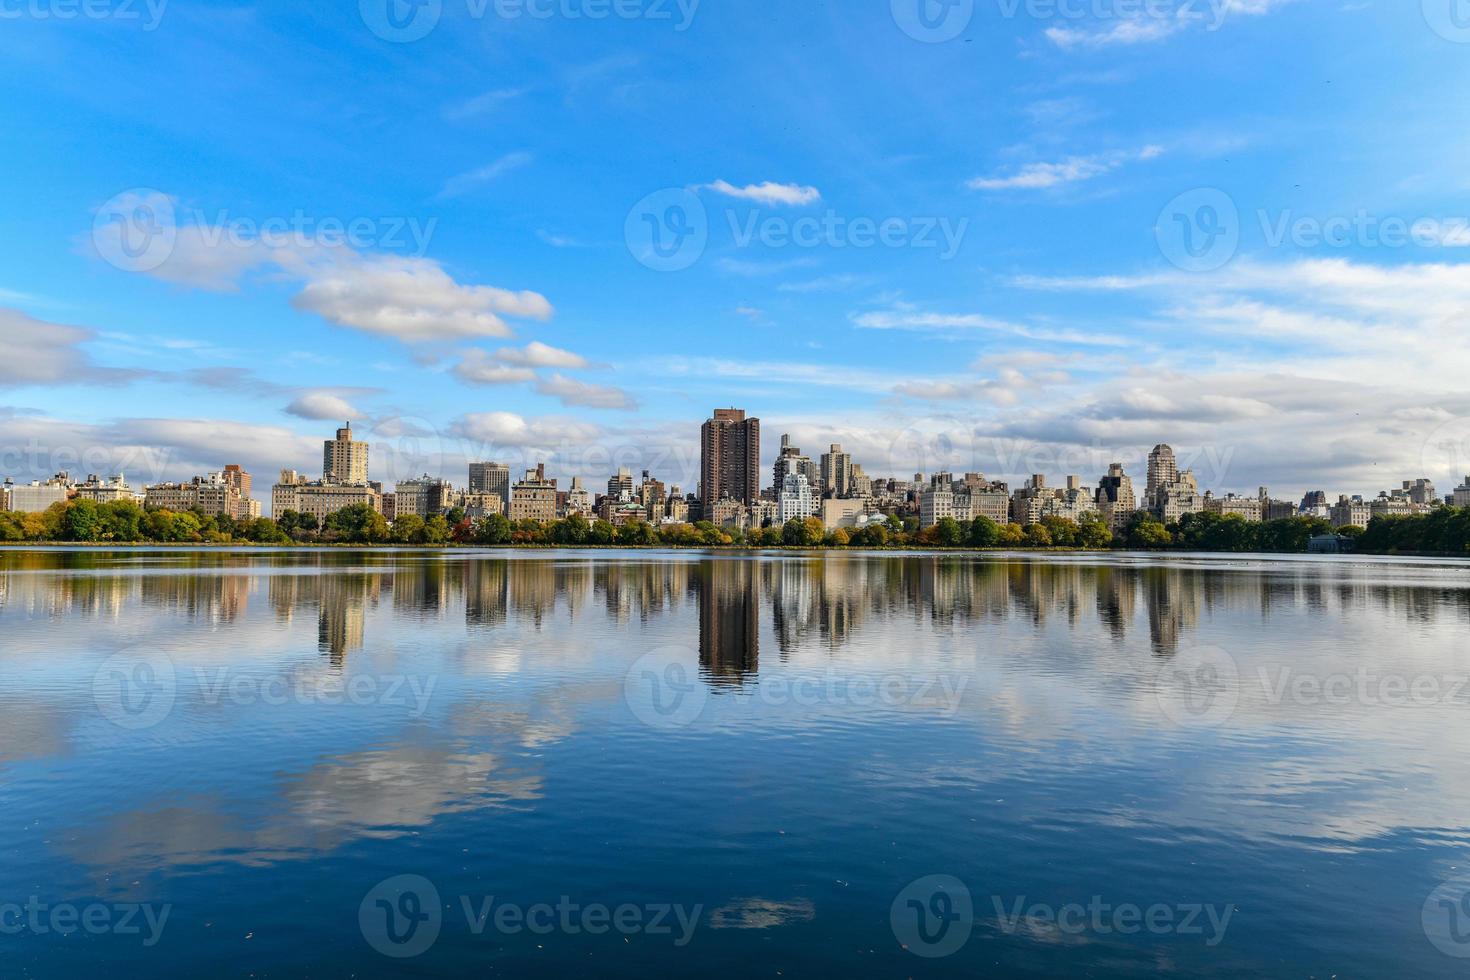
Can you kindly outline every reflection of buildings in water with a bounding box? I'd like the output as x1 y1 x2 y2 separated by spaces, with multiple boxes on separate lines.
1093 566 1138 642
767 556 871 655
508 560 559 626
596 561 691 626
140 572 253 624
391 560 457 618
1143 569 1201 656
463 559 509 628
267 572 383 665
694 560 759 687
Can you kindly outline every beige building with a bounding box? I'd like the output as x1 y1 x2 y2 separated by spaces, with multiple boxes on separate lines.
1330 496 1372 528
73 474 141 505
271 477 381 524
323 422 369 485
509 469 557 522
146 473 247 519
1203 492 1263 521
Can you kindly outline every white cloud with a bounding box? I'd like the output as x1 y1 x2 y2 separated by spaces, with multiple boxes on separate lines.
290 255 552 343
283 392 363 421
437 151 534 199
443 87 528 122
703 179 821 207
534 373 637 410
968 146 1163 191
1045 0 1296 49
452 350 538 386
0 308 136 386
450 411 602 448
851 308 1133 347
88 200 553 346
491 341 589 369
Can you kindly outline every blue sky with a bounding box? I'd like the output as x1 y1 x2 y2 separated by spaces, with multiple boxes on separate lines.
4 0 1470 504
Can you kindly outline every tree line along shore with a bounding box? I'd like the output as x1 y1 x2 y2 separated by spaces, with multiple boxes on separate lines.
4 498 1470 555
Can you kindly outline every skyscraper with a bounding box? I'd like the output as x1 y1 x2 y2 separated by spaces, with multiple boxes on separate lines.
468 462 511 512
772 433 817 495
323 422 369 484
820 443 853 498
1146 444 1178 504
700 408 760 506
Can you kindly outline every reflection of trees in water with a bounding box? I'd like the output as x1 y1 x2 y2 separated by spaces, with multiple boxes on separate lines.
5 549 1469 670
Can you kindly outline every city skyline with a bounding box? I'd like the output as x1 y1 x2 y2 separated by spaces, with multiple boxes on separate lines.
6 414 1464 536
5 5 1470 507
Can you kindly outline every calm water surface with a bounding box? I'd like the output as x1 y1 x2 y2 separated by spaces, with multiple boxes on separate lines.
3 548 1470 977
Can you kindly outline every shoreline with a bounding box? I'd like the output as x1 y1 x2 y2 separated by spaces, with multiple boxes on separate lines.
1 541 1466 562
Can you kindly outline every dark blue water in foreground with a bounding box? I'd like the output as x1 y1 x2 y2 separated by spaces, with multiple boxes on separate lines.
3 548 1470 977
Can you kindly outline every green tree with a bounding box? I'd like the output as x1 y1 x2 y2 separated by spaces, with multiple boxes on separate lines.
617 520 659 546
934 517 964 547
587 519 617 546
1040 516 1080 548
1125 513 1172 550
967 515 999 548
391 514 426 544
1077 514 1113 550
474 512 513 545
551 514 590 545
1023 523 1053 548
60 500 103 542
323 504 388 543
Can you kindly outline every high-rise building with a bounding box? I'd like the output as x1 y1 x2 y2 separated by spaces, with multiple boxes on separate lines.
820 444 853 498
323 422 369 484
776 472 816 524
772 434 818 496
1146 445 1178 504
607 467 634 501
700 408 760 506
468 462 511 512
1095 463 1137 531
221 464 252 499
565 477 594 516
